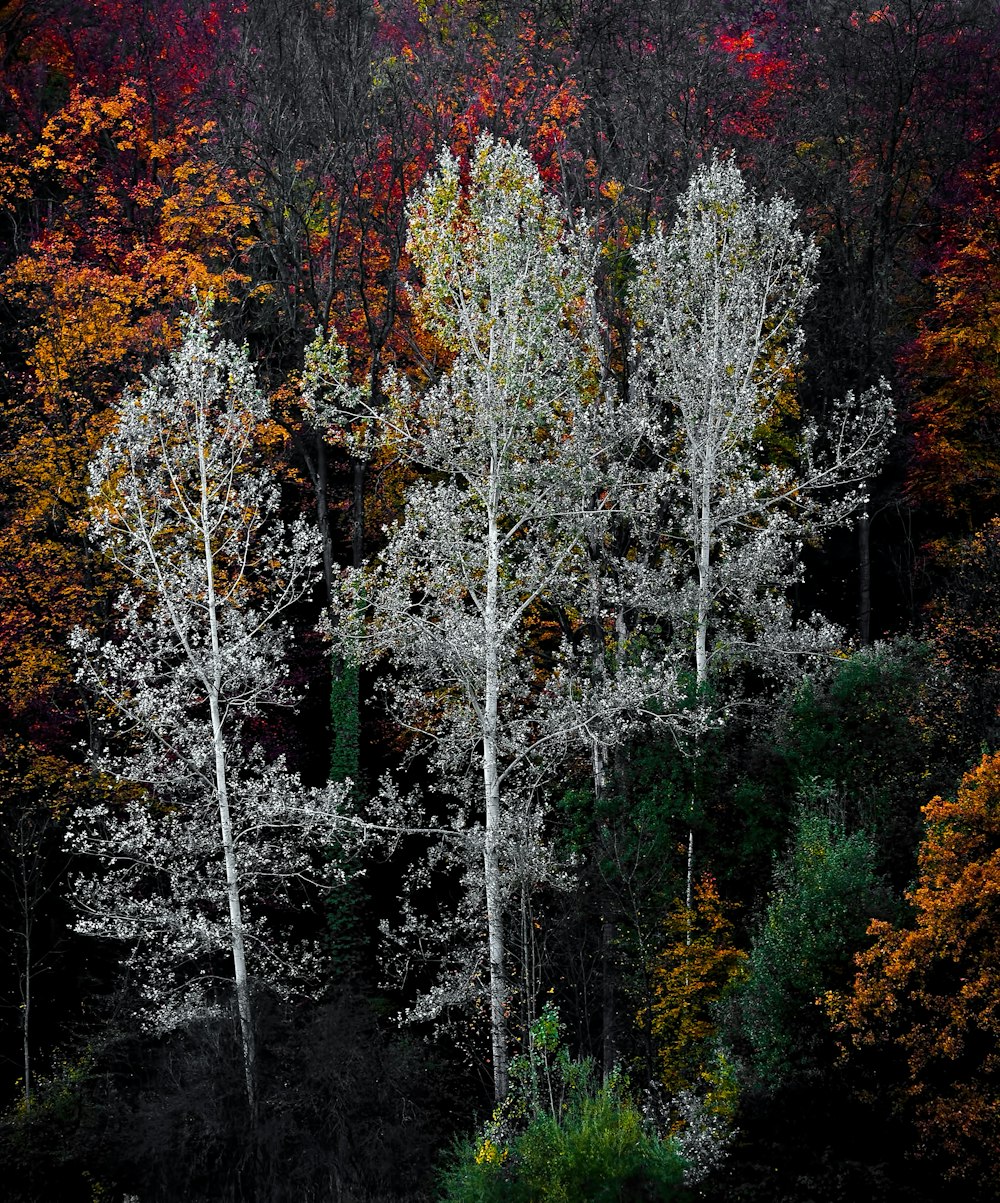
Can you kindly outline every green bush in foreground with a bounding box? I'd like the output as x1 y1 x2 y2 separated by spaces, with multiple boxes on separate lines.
437 1006 689 1203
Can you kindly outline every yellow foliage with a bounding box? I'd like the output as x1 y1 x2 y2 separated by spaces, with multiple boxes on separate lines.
474 1136 507 1165
0 79 254 729
642 876 747 1095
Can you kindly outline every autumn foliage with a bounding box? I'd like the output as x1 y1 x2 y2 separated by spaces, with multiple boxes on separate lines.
905 156 1000 529
833 750 1000 1189
0 0 1000 1197
644 876 746 1097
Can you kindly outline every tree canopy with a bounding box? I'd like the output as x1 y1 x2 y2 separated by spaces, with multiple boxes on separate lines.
0 2 998 1197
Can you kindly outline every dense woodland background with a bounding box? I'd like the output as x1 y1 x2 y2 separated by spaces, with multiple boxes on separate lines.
1 1 1000 1199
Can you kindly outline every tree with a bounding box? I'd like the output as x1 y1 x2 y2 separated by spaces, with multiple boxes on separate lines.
920 518 1000 766
342 136 610 1100
776 638 941 886
0 78 252 841
733 799 889 1095
629 154 893 898
643 875 746 1097
438 1004 688 1202
768 1 1000 638
904 155 1000 532
69 306 344 1111
832 749 1000 1192
0 742 76 1110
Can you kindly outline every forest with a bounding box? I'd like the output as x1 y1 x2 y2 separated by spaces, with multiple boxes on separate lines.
1 0 999 1199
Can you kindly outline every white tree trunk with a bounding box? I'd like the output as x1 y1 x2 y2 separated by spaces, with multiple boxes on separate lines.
71 308 335 1111
482 488 509 1100
210 691 256 1112
690 442 714 929
21 916 31 1111
200 442 256 1112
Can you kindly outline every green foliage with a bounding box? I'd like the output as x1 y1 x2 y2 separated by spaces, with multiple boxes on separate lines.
324 653 368 979
556 738 688 891
0 1053 100 1202
438 1082 688 1203
329 653 360 787
323 843 368 981
776 639 937 885
438 1006 688 1202
731 795 891 1094
553 745 690 1072
781 641 932 805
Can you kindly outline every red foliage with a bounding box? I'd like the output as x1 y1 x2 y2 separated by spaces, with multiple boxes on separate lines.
715 20 794 142
904 154 1000 528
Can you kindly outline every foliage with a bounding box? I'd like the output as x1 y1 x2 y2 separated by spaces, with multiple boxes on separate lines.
68 307 345 1104
0 68 253 920
0 1051 102 1203
777 639 940 884
630 153 892 692
905 157 1000 529
324 653 368 979
0 0 998 1192
732 797 891 1095
643 876 746 1096
344 134 608 1098
831 749 1000 1193
438 1005 689 1203
920 518 1000 766
329 655 361 788
3 81 250 396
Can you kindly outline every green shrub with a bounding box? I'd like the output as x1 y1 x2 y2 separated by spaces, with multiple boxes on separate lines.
437 1006 689 1202
438 1083 687 1202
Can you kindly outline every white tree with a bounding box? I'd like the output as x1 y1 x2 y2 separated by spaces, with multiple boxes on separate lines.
628 155 893 898
69 307 346 1110
338 137 617 1100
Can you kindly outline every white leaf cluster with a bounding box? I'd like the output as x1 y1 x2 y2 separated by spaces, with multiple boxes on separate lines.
374 778 570 1033
339 138 632 787
330 145 893 1091
301 324 371 458
69 306 350 1033
68 758 344 1030
629 154 894 685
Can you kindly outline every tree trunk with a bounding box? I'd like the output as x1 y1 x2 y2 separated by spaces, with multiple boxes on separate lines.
210 696 256 1111
690 463 712 932
483 738 508 1100
315 434 334 604
351 458 365 569
21 917 31 1111
601 919 617 1080
200 443 256 1113
483 490 509 1101
859 513 872 646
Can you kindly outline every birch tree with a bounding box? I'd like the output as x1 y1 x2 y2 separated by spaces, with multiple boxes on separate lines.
341 137 612 1100
69 307 345 1111
629 155 893 896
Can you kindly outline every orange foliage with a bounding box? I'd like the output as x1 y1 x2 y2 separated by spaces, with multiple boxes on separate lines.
4 83 251 385
643 876 746 1095
405 5 583 185
0 79 252 740
905 159 1000 527
832 750 1000 1184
